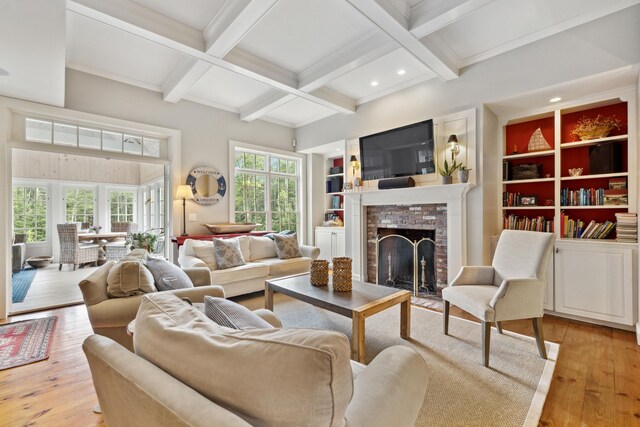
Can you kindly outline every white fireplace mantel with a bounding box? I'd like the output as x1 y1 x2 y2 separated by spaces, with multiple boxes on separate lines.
344 183 475 283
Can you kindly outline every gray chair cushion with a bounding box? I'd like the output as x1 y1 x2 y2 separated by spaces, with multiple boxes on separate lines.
204 296 274 330
146 257 194 291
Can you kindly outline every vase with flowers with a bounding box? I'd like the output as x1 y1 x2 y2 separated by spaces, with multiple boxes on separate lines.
89 225 102 234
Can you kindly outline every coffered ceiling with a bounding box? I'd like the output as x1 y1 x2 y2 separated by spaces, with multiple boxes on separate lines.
1 0 638 128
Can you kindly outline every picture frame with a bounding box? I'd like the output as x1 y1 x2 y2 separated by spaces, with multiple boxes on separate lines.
518 195 538 206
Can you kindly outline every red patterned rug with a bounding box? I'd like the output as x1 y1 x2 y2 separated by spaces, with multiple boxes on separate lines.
0 316 57 370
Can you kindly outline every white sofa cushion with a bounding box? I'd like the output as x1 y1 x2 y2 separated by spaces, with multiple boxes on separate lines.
248 236 277 261
134 293 354 427
211 262 269 285
184 237 251 261
192 245 218 270
259 257 312 278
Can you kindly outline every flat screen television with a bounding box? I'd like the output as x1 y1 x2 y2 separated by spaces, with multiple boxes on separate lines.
359 119 435 181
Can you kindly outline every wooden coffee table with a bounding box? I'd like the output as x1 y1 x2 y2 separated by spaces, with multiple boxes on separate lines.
265 274 411 363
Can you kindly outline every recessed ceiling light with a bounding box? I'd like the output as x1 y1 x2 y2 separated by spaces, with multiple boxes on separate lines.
397 69 406 75
549 97 562 103
370 81 379 87
0 67 9 77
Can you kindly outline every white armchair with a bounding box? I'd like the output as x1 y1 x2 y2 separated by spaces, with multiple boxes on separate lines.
442 230 555 367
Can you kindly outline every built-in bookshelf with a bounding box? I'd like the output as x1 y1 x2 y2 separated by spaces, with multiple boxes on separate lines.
500 97 635 243
324 155 344 223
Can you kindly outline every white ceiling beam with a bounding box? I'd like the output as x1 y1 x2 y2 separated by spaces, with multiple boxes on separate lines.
162 58 211 103
298 32 397 92
204 0 279 58
409 0 496 39
240 90 295 122
345 0 458 81
68 0 355 115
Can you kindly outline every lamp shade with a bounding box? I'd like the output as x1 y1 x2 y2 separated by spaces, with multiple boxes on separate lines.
350 155 358 163
175 184 194 199
447 134 458 145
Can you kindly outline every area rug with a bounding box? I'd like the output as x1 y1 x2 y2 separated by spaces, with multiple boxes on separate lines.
0 316 57 370
11 267 37 303
238 293 559 427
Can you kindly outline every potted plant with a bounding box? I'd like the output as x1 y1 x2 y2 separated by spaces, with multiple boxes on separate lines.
457 165 471 184
438 159 459 184
571 115 621 141
126 231 159 252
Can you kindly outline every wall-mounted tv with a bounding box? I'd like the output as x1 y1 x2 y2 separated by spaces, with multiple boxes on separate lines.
359 119 435 181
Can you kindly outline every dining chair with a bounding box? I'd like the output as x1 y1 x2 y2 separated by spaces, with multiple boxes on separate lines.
442 230 555 367
57 224 100 271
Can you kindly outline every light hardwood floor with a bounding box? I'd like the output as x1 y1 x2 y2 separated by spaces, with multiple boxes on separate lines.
11 264 98 313
0 303 638 426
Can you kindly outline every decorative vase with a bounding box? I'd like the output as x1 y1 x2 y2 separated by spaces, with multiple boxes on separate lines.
458 169 469 184
441 176 452 185
332 257 352 292
310 260 329 286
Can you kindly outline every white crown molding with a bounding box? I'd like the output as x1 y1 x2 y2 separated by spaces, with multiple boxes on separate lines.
458 0 640 68
345 0 458 81
409 0 496 38
66 62 162 93
181 94 241 114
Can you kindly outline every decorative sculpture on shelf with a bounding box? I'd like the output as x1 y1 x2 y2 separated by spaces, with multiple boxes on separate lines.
527 127 551 152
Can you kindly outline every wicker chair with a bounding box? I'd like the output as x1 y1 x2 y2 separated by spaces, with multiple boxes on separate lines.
105 222 139 261
57 224 99 271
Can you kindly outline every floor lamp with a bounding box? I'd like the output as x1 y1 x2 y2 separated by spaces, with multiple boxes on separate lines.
176 185 193 237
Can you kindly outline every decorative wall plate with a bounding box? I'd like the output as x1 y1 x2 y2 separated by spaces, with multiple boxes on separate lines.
186 166 226 206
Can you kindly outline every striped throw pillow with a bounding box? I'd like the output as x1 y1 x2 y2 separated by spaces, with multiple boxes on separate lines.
204 296 274 330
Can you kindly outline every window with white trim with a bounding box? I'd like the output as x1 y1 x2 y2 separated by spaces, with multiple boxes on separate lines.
13 185 48 243
108 190 136 226
25 118 161 158
234 148 300 233
64 188 95 227
143 180 165 232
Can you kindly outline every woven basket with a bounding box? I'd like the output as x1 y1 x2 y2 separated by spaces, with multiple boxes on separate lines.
310 260 329 286
332 257 352 292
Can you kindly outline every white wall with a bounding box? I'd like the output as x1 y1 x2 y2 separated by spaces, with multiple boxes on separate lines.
295 6 640 266
64 69 295 236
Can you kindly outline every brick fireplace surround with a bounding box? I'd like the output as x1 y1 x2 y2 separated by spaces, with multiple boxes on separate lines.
344 184 473 286
366 204 447 293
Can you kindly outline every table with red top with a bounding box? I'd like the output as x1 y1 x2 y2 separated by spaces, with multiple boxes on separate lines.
171 231 273 247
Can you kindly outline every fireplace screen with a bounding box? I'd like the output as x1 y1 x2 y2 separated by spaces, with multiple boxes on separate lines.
377 235 437 297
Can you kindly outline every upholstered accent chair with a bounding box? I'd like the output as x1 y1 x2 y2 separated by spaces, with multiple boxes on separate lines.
442 230 555 367
105 222 138 261
57 224 100 271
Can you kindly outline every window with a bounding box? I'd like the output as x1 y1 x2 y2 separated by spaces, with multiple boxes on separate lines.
234 148 301 233
24 117 163 158
143 181 165 231
64 188 95 227
109 190 135 225
13 185 47 243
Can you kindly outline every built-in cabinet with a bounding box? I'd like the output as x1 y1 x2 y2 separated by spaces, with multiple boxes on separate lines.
498 89 638 331
315 227 345 261
554 240 636 325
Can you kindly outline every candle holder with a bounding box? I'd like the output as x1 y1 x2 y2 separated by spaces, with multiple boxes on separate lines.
310 260 329 286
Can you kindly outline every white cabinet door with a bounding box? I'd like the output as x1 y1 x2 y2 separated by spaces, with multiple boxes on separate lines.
555 241 634 325
334 230 346 258
315 228 333 261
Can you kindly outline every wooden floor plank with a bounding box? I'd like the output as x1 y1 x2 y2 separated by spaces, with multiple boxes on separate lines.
0 302 638 426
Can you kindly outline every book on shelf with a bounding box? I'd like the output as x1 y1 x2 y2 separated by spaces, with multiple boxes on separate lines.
560 188 605 206
608 178 627 190
615 212 637 242
503 214 553 232
560 212 616 239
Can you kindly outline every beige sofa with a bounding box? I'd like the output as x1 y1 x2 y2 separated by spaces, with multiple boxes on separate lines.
78 259 223 351
178 236 320 297
84 292 428 427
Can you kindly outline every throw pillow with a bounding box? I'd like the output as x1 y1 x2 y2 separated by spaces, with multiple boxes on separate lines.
213 238 246 269
264 230 295 240
192 245 217 270
274 233 302 259
106 260 157 298
204 296 274 330
146 257 194 291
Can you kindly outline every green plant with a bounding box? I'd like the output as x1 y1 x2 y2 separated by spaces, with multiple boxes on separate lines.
458 164 472 172
126 231 159 252
438 159 460 177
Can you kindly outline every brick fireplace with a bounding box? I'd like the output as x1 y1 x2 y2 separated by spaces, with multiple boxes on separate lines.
366 204 447 296
344 184 472 288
